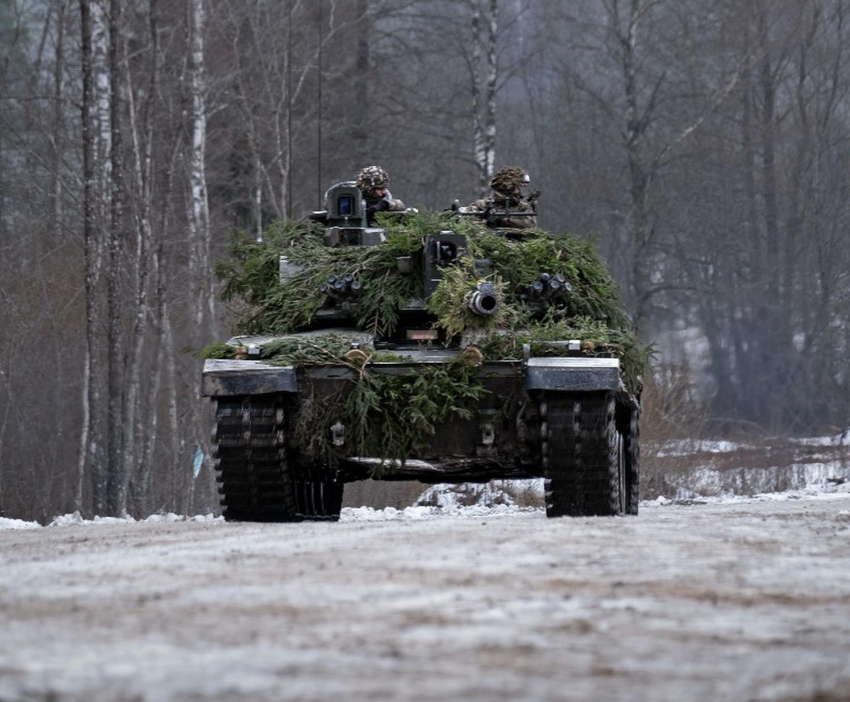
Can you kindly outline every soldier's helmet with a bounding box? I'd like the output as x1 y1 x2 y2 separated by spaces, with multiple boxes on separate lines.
356 166 390 194
490 166 530 197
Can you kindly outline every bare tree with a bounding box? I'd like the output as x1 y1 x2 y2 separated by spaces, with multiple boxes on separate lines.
470 0 498 196
187 0 213 337
79 0 105 515
104 0 125 515
117 0 160 514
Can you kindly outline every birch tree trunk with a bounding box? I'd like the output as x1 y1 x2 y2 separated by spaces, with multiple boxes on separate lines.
188 0 213 337
187 0 216 513
484 0 497 181
470 0 485 196
470 0 498 197
92 0 111 239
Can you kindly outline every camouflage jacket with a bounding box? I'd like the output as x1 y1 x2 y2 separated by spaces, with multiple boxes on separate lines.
364 191 406 224
467 194 536 230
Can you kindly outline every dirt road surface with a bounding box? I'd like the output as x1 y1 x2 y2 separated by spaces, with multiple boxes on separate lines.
1 495 850 702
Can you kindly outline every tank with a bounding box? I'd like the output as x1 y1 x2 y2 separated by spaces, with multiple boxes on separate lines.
201 182 644 522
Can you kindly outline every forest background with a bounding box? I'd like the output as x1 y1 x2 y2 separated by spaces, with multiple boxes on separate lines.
2 0 849 521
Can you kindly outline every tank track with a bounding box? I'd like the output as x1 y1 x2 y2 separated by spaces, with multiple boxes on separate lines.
213 396 296 522
542 391 630 517
212 396 343 522
619 405 640 515
291 461 344 521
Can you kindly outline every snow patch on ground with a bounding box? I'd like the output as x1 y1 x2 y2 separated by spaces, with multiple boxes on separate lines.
0 517 41 531
797 431 850 447
657 439 749 457
0 512 224 530
647 482 850 508
6 448 848 528
665 460 849 500
341 503 539 522
343 483 850 521
17 484 845 529
415 479 544 510
49 512 135 527
50 512 223 527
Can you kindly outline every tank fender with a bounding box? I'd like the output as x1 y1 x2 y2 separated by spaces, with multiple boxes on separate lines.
202 359 297 397
524 357 620 392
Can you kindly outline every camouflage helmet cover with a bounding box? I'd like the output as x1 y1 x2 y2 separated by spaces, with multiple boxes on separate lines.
356 165 390 193
490 166 529 196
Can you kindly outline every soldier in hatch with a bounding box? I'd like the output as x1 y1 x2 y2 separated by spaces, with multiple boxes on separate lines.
467 166 538 230
355 166 406 224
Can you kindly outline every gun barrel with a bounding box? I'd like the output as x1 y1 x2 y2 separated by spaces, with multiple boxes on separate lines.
468 282 500 316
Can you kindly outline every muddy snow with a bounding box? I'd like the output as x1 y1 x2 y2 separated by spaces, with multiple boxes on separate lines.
2 494 850 702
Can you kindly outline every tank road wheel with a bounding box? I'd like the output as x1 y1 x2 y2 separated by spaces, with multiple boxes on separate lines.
292 462 344 521
212 396 297 522
542 392 622 517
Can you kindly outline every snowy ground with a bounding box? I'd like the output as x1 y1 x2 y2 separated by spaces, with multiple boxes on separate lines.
2 492 850 702
646 432 850 501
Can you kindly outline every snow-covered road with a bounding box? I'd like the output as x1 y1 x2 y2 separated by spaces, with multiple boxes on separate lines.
2 495 850 702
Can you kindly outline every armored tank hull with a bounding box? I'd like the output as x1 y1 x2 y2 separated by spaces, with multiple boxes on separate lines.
202 344 639 521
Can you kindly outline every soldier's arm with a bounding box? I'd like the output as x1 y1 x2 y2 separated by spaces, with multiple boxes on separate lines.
503 215 536 230
460 198 489 214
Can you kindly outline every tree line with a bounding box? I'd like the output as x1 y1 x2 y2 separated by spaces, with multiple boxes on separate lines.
1 0 848 520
